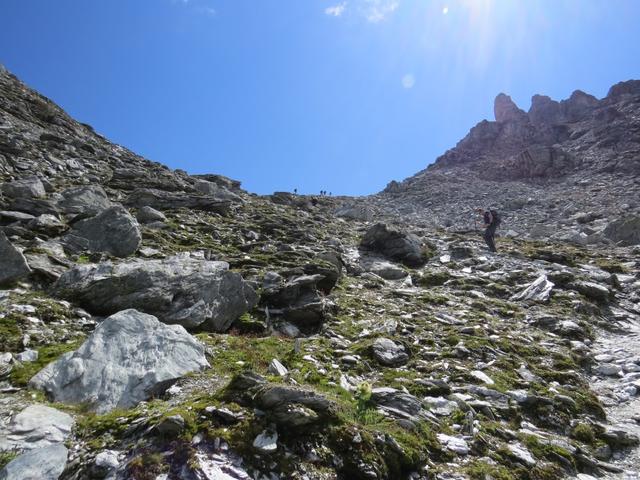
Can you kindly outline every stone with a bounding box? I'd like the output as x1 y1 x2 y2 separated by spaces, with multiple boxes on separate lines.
136 205 167 223
603 215 640 246
63 205 141 257
193 179 242 202
361 258 407 280
510 274 554 302
470 370 494 385
572 281 611 302
0 231 31 285
27 214 66 235
437 434 469 455
1 176 46 199
0 405 74 452
507 443 536 466
125 188 232 215
253 430 278 453
372 338 409 367
370 387 435 424
0 444 68 480
335 203 374 222
57 185 112 215
361 223 428 267
596 363 622 376
93 450 120 474
226 372 334 429
261 274 330 333
16 349 38 362
268 359 288 377
52 254 258 331
29 309 209 413
155 415 186 437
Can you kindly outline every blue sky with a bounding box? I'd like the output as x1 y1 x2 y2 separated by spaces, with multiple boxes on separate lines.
1 1 639 195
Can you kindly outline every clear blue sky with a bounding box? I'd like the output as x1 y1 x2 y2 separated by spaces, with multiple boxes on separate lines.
1 1 639 195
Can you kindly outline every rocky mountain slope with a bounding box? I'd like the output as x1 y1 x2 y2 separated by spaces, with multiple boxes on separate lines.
371 82 640 247
0 64 639 480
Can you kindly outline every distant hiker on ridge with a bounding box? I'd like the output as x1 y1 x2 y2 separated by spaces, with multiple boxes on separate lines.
477 208 500 253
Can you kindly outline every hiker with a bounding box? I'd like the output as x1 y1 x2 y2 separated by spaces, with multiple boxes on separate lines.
477 208 500 252
293 188 297 195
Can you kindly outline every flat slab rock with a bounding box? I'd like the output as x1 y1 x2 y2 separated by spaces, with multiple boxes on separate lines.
51 254 258 331
0 444 68 480
0 404 73 452
29 309 209 413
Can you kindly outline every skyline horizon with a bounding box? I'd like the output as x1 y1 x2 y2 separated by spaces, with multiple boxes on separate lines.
2 1 639 196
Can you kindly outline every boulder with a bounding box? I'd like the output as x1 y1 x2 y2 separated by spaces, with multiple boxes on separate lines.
27 214 66 235
360 223 428 267
193 179 242 202
603 215 640 246
125 188 232 215
335 204 374 222
572 281 611 302
63 205 141 257
51 254 258 331
57 185 112 215
370 387 436 425
0 405 74 452
510 274 554 302
0 231 31 285
1 176 46 199
136 206 167 223
30 309 209 413
261 274 330 333
0 444 68 480
226 372 334 429
361 258 407 280
372 338 409 367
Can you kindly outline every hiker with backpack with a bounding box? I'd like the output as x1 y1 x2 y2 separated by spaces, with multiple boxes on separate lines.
477 208 501 252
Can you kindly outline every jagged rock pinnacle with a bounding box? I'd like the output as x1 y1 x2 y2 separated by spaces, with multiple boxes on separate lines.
493 92 527 123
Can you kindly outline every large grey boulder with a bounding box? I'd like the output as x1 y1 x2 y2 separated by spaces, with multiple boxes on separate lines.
193 179 242 202
57 185 112 215
63 205 141 257
603 215 640 246
261 274 330 333
30 309 209 413
125 188 232 215
52 254 258 331
1 176 46 199
0 405 74 452
0 444 68 480
0 232 31 285
136 205 167 223
360 223 428 267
